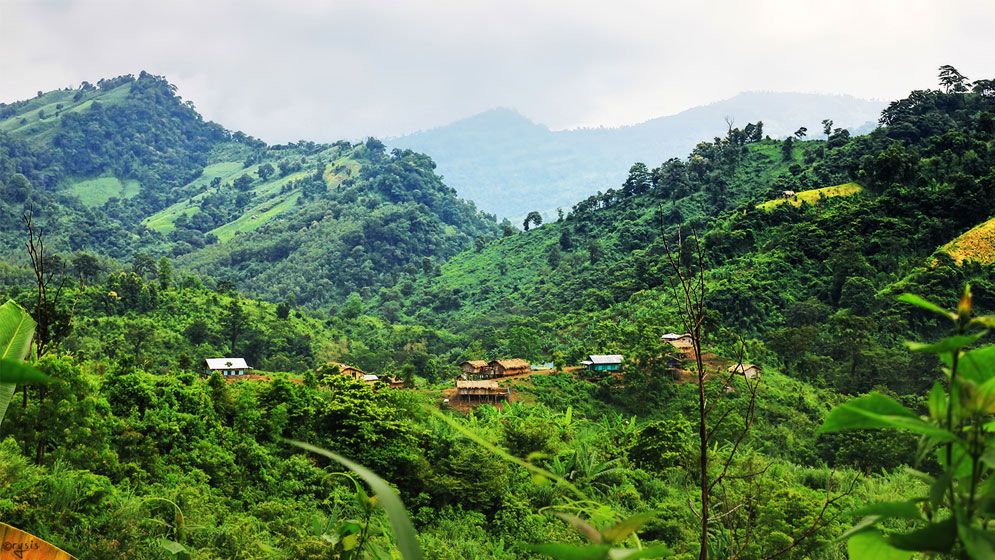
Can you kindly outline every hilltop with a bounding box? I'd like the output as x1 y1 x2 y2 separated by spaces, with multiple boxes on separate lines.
0 73 499 307
393 92 885 218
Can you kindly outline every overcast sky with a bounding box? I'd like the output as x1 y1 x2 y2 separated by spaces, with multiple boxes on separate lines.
2 0 993 142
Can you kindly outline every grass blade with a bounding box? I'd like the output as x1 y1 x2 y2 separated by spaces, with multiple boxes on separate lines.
285 439 423 560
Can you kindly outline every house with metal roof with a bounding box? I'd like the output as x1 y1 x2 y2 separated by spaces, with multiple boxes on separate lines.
582 354 624 373
204 358 252 377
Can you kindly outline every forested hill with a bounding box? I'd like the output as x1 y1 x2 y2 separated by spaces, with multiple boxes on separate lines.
0 72 500 307
392 92 885 218
383 74 995 396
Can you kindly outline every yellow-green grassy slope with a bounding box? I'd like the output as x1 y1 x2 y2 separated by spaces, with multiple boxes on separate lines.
757 182 863 210
940 217 995 265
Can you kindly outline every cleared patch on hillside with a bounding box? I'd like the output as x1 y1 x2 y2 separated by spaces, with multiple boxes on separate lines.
210 192 302 242
941 217 995 265
143 161 260 233
66 176 140 207
146 150 361 241
757 182 863 210
323 157 360 186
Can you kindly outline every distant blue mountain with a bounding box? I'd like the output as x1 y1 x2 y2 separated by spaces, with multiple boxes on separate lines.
392 92 885 218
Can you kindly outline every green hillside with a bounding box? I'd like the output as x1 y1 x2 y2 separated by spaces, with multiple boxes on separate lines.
384 79 995 399
0 74 499 307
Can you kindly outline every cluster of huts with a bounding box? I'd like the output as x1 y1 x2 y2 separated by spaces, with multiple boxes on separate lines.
660 333 761 380
453 359 531 402
325 362 405 388
205 330 761 400
204 358 404 388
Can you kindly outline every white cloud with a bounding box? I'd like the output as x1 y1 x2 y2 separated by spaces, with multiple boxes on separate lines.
1 0 992 141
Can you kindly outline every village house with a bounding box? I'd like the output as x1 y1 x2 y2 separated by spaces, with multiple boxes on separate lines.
460 360 492 378
728 363 762 379
204 358 252 377
455 379 509 403
326 362 365 381
316 362 377 383
489 359 531 377
582 354 624 373
661 333 695 350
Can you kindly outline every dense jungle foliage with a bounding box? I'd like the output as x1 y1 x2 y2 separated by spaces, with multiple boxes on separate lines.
0 67 994 558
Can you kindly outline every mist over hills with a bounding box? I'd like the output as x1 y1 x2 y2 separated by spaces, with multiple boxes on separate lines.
393 91 886 217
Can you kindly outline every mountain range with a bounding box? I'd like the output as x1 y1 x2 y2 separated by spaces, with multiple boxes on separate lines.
392 92 886 217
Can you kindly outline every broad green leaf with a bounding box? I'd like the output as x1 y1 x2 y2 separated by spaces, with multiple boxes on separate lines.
838 515 884 542
935 443 972 478
981 445 995 469
928 382 947 422
847 530 912 560
887 518 956 552
527 543 612 560
0 300 34 360
0 300 36 428
820 392 957 441
906 332 985 354
601 513 657 545
853 500 923 521
929 471 953 512
959 523 995 560
0 359 54 385
950 345 995 384
286 440 422 560
160 539 192 560
897 293 954 320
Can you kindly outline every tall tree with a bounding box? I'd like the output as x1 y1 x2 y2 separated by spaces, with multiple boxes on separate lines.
72 252 102 287
257 162 275 181
821 119 833 137
157 256 173 290
523 211 543 231
781 136 795 161
938 64 969 93
221 298 248 354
